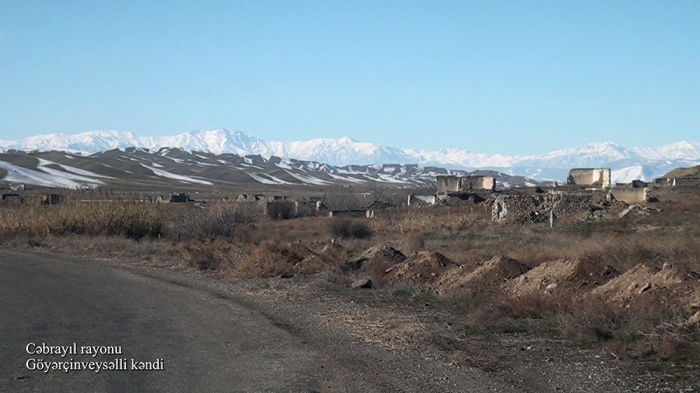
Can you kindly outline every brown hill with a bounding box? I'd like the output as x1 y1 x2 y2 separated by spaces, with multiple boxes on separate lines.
663 164 700 178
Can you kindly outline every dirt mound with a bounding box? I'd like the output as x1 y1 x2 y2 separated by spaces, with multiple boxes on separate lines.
506 259 618 298
346 245 406 271
435 256 529 294
296 242 351 275
590 263 700 312
385 251 458 286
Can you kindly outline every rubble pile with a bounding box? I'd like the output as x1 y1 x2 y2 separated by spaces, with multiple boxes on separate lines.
618 204 662 218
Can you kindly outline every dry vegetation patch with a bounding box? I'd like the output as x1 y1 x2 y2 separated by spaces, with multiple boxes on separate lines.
235 240 311 278
0 202 163 239
326 218 373 239
167 238 246 271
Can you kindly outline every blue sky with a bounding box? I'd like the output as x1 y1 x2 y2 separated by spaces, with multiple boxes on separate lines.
0 1 698 154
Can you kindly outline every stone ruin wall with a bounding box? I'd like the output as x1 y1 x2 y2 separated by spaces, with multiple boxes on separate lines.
492 193 595 223
609 188 648 204
436 176 462 194
468 176 496 191
566 168 611 188
436 175 496 194
408 194 437 206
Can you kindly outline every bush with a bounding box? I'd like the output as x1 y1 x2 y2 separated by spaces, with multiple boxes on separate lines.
179 202 255 238
295 203 317 218
266 201 296 220
168 238 245 271
326 218 373 239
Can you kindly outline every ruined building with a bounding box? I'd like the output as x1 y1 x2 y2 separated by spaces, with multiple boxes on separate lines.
608 188 648 204
566 168 611 188
436 175 496 195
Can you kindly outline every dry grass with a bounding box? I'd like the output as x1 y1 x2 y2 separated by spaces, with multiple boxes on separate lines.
372 206 485 234
0 202 163 240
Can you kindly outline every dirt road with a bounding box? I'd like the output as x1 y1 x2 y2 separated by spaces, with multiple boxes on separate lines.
0 250 520 393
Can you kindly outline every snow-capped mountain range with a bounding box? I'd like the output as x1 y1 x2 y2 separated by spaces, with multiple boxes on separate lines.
1 129 699 183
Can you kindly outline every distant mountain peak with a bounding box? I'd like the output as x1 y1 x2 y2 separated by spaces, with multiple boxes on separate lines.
0 129 698 182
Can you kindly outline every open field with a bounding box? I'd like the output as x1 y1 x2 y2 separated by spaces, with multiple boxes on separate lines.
2 185 699 390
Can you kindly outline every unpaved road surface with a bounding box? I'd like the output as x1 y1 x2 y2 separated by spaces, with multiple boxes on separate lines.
0 250 333 392
0 250 520 393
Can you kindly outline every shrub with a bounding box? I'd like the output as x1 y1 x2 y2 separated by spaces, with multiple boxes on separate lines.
326 218 373 239
178 202 255 238
295 203 317 218
167 238 244 271
266 201 296 220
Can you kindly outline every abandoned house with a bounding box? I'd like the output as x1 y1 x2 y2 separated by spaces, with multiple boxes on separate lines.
157 193 192 203
169 193 191 203
436 175 496 195
566 168 611 188
34 193 61 205
235 194 256 202
407 194 437 206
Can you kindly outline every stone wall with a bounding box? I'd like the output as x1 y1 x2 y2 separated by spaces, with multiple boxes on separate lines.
609 188 648 204
566 168 611 188
436 175 462 193
492 193 594 223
